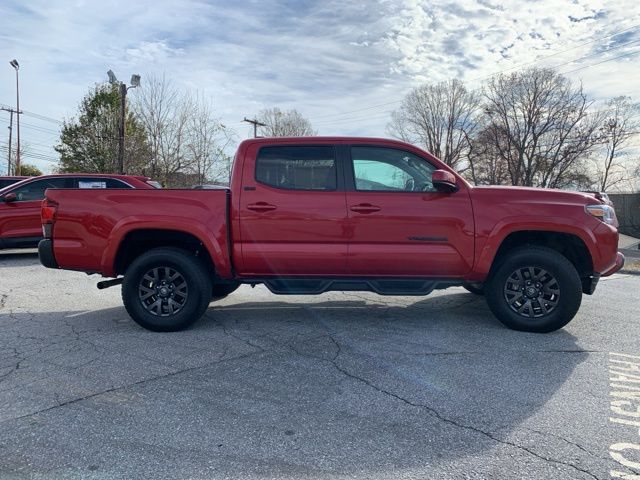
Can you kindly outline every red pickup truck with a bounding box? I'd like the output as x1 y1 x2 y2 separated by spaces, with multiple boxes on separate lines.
39 137 624 333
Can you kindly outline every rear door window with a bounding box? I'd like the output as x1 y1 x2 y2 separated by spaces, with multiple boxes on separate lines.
256 146 337 191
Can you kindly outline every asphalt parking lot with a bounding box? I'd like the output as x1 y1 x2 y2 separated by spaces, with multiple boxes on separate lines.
1 250 640 480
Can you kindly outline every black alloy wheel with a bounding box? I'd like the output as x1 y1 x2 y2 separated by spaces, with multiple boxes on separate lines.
122 247 212 332
503 267 560 318
138 266 189 316
485 246 582 333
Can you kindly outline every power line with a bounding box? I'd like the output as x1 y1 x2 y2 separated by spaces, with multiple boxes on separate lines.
22 111 62 124
0 151 57 163
315 111 394 128
0 118 59 135
560 48 640 74
469 27 640 83
0 143 57 155
0 103 62 124
545 39 640 74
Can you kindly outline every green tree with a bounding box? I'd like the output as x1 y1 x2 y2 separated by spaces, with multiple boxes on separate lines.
55 84 150 174
20 163 42 176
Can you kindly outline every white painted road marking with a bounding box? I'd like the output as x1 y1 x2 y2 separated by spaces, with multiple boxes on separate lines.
609 352 640 479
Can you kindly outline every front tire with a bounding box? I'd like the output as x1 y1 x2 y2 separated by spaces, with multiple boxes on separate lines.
485 246 582 333
122 247 212 332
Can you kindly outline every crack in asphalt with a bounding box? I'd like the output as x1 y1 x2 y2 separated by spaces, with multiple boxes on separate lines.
521 427 607 461
283 324 602 480
0 348 265 426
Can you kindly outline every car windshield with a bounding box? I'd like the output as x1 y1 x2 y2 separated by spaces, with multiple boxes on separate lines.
0 177 32 195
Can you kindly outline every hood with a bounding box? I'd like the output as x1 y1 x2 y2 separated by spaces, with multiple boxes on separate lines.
472 185 604 206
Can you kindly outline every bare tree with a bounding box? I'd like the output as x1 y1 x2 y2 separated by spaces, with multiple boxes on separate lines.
186 94 235 185
387 79 480 171
132 75 195 185
133 75 235 186
465 126 511 185
258 108 316 137
593 96 640 192
480 67 601 189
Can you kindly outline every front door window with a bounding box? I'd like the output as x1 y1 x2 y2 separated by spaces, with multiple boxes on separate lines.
351 146 436 192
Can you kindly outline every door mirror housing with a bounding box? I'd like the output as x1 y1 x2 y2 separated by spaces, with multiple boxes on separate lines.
432 170 458 193
2 192 17 203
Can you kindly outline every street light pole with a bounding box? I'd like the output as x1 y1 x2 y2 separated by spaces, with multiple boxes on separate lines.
7 110 12 175
117 82 126 175
9 59 20 176
107 70 140 174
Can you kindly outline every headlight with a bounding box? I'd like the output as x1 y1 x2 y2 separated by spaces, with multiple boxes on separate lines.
585 204 616 225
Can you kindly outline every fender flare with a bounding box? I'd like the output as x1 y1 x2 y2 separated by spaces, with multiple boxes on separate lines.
473 217 598 278
100 216 231 278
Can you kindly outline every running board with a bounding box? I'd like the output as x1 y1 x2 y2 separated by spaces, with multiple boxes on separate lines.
261 278 460 296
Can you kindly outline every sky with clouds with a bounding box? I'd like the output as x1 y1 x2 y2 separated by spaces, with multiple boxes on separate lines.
0 0 639 173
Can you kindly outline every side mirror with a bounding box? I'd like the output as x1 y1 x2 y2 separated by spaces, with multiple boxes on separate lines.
432 170 458 193
2 192 17 203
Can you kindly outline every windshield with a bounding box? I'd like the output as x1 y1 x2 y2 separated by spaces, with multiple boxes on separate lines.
0 177 32 195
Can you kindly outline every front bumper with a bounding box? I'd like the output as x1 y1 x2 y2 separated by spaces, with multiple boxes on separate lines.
602 252 625 277
38 239 59 269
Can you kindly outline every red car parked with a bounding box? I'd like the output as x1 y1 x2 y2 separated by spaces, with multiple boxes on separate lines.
0 174 157 250
39 137 624 333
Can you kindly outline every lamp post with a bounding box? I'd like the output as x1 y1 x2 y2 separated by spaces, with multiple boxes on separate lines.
107 70 140 174
9 59 20 176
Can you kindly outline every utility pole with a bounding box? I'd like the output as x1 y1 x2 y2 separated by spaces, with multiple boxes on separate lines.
9 60 20 176
1 107 19 175
243 117 266 138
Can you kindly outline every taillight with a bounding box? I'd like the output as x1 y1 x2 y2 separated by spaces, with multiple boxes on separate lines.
41 198 58 238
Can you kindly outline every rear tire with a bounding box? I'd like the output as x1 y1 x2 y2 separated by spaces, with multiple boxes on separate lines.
463 283 484 295
122 247 212 332
485 246 582 333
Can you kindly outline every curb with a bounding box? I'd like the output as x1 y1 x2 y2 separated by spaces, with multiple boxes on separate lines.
619 269 640 276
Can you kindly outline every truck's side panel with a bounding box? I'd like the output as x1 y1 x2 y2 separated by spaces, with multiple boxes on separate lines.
45 189 230 277
345 189 475 276
468 187 618 279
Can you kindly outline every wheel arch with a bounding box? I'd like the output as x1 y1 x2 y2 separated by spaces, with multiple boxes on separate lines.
479 229 596 296
490 231 593 277
104 223 229 279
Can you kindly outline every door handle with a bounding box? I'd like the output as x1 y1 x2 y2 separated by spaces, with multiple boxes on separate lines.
350 203 381 214
247 202 277 212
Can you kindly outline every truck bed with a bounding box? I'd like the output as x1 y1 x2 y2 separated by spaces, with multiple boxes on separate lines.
44 188 231 277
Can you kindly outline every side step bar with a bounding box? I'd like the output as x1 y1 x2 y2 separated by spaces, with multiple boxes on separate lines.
261 278 460 296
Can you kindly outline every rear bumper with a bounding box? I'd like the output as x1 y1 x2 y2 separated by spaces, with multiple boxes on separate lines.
602 252 625 277
38 239 58 269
